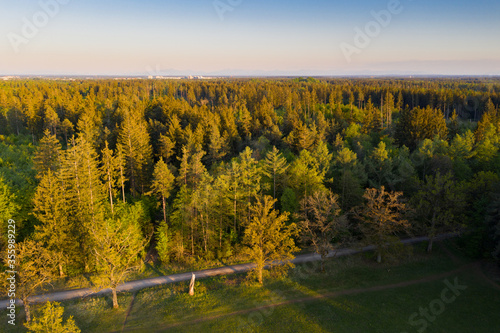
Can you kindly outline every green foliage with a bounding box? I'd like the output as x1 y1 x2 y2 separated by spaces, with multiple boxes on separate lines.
117 106 153 196
5 239 55 322
0 78 498 286
280 187 298 214
91 202 150 308
288 149 327 202
33 170 76 276
261 146 288 201
395 106 448 150
151 158 175 223
0 177 19 251
243 195 298 284
411 172 466 252
25 302 80 333
156 221 171 264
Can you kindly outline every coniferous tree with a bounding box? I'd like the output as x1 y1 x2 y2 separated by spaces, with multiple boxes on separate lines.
288 149 326 202
243 195 298 284
24 301 81 333
61 137 106 271
91 202 150 309
238 147 261 225
151 158 175 224
101 141 117 213
261 146 289 203
34 130 62 179
117 107 153 196
33 170 76 276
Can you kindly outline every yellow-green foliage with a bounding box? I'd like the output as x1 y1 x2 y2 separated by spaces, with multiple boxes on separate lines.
25 302 80 333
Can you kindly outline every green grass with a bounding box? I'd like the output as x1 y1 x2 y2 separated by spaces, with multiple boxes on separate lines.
1 241 499 333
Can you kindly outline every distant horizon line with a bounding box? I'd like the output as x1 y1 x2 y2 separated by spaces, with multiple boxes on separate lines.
2 74 500 79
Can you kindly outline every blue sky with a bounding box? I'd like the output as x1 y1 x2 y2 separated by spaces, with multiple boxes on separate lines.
0 0 499 75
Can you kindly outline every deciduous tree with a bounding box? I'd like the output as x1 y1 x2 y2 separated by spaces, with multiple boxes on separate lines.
355 187 410 263
299 191 348 271
411 172 465 252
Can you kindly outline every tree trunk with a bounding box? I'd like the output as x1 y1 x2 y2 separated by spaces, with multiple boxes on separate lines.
162 195 166 224
112 287 119 309
428 214 436 253
377 252 382 263
258 264 263 285
189 273 195 296
191 220 195 256
108 172 114 214
59 263 64 277
120 166 126 203
24 300 31 323
427 238 434 253
233 192 237 235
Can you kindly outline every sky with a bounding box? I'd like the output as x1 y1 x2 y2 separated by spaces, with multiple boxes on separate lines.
0 0 499 76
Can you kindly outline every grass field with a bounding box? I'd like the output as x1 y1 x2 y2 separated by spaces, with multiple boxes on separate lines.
2 240 500 333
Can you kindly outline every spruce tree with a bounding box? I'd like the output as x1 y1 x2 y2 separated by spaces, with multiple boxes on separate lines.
117 107 153 196
261 146 288 202
151 158 175 224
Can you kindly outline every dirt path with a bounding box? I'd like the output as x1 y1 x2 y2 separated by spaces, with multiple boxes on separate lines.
439 241 500 291
134 262 477 332
120 292 136 333
1 235 447 309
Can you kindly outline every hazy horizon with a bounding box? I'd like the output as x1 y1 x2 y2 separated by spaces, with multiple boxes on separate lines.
1 0 500 76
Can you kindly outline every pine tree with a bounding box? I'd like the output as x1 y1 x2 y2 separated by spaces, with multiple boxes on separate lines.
225 159 244 236
157 133 174 161
61 136 107 271
43 105 59 136
243 195 298 284
100 141 117 213
288 149 326 202
261 146 288 203
177 145 190 187
91 202 150 309
33 170 75 277
34 130 62 179
151 158 175 224
208 122 227 164
115 144 128 203
238 147 261 225
117 107 153 196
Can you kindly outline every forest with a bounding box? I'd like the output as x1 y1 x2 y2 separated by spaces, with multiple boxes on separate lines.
1 77 500 320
